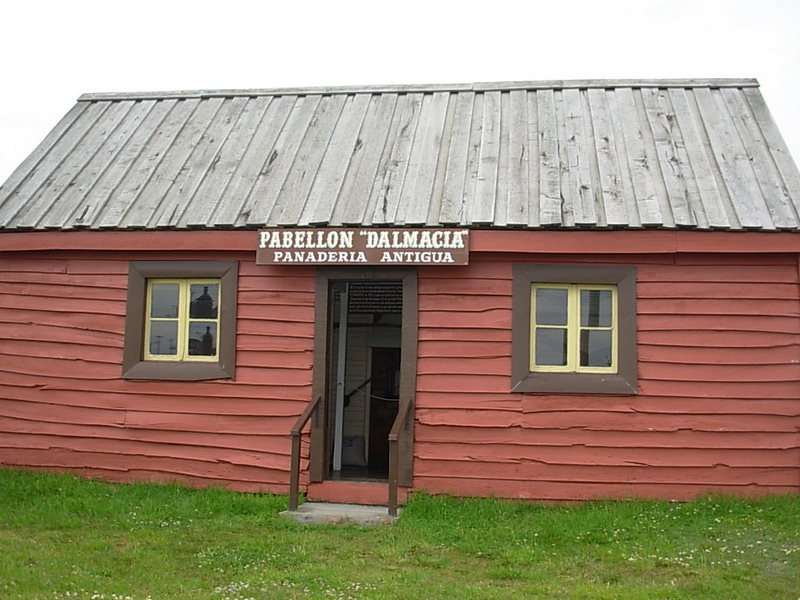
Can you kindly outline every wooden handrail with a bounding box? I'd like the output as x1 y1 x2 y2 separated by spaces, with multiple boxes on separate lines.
288 395 322 511
387 397 413 517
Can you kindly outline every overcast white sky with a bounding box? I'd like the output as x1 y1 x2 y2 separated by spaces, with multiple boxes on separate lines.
1 0 799 184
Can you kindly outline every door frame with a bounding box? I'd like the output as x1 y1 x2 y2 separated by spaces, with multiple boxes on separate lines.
309 267 417 486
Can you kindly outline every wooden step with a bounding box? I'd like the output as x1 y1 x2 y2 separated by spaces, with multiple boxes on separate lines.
306 480 409 506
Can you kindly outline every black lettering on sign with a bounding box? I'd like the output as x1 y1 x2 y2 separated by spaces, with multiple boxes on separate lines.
348 282 403 314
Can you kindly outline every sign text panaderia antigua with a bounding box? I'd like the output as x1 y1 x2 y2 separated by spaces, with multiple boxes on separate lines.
256 228 469 266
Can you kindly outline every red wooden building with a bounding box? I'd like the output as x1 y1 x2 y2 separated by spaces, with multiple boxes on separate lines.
0 79 798 505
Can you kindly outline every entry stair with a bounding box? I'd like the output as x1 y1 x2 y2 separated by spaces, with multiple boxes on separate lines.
281 480 408 525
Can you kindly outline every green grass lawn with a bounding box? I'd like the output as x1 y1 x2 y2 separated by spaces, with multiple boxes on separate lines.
0 469 798 600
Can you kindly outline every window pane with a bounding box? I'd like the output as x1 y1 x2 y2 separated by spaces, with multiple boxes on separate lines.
580 330 612 367
148 321 178 355
535 288 568 325
190 284 219 319
188 322 217 356
150 283 179 318
580 289 612 327
535 328 567 366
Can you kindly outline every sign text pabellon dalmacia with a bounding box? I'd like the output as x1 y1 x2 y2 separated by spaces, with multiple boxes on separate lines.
256 228 469 266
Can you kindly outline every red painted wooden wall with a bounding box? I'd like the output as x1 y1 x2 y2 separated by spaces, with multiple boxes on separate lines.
0 251 316 492
0 241 798 500
414 253 800 500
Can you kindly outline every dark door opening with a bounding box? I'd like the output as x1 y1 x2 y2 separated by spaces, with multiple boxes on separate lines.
310 267 416 488
367 346 401 474
328 281 402 481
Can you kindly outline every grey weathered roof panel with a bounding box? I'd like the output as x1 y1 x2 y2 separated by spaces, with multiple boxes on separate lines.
2 79 799 232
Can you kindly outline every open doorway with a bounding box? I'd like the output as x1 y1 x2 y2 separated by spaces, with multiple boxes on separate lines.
310 268 417 488
328 281 402 480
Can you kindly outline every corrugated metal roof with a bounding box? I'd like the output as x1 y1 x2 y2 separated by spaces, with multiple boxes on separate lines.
1 79 799 232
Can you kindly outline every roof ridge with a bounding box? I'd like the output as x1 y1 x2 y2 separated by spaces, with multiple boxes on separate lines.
78 78 760 102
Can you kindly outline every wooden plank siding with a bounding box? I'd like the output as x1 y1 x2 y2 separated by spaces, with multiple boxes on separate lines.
414 252 800 501
0 242 798 500
0 252 315 492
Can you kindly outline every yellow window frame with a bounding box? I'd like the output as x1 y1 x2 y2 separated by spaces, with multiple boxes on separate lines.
144 278 221 362
530 283 618 374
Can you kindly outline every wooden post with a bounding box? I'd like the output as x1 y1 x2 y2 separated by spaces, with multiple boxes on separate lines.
388 434 398 516
388 397 412 517
288 396 321 511
332 284 348 472
289 431 302 511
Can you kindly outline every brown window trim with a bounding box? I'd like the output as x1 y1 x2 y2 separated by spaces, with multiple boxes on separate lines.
123 260 238 381
511 264 637 395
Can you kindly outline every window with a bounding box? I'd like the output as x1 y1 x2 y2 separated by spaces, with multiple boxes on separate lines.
512 264 636 394
531 284 617 372
145 280 221 361
123 261 238 380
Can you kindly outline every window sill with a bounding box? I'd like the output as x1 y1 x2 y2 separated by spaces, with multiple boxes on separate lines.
122 360 233 381
511 371 637 395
